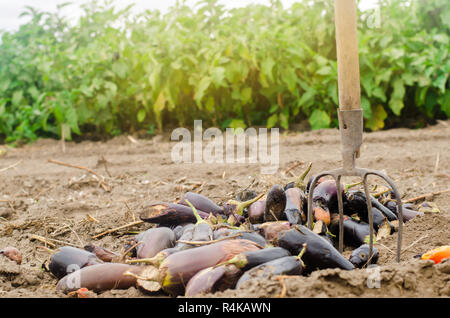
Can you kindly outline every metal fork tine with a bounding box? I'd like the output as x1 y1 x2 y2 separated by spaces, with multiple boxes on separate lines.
335 175 344 253
362 174 374 262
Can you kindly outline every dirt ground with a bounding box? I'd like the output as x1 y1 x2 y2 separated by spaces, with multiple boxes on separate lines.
0 120 449 298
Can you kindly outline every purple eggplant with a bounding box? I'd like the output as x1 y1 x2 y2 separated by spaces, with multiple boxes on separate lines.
384 201 423 222
252 221 291 242
49 246 103 279
140 203 209 226
264 185 287 222
275 226 354 272
184 200 214 242
56 263 143 293
213 228 266 247
283 187 306 225
248 200 266 224
135 227 176 259
330 215 371 248
345 191 397 221
185 264 242 297
349 244 379 268
136 239 261 296
235 247 306 289
178 192 224 215
225 247 292 271
83 244 119 263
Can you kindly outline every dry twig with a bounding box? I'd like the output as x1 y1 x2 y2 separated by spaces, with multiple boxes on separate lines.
92 220 144 239
48 158 111 192
402 188 450 204
0 160 23 173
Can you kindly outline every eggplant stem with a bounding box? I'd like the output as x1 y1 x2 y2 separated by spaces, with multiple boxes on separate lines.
296 243 307 260
229 193 264 216
177 233 243 246
344 180 363 193
125 257 159 265
185 199 206 224
294 162 312 189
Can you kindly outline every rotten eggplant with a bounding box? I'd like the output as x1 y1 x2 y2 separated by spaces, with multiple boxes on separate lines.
264 185 286 222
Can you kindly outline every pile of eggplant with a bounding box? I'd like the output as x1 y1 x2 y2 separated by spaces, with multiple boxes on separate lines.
49 165 424 297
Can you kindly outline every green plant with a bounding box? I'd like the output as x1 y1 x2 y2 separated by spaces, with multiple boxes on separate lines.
0 0 448 143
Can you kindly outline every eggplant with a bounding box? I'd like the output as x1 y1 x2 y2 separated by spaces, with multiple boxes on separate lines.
56 263 143 293
330 215 371 248
369 196 397 221
312 220 335 246
384 201 423 222
235 248 306 289
49 246 104 279
402 208 424 222
140 203 209 226
225 247 292 271
275 226 354 272
353 205 390 231
83 244 119 263
178 192 223 215
247 200 266 224
252 221 291 242
345 191 397 221
349 244 379 268
135 227 176 259
264 185 287 222
126 247 180 267
174 223 196 251
172 224 192 240
185 264 242 297
213 228 266 247
184 199 214 242
133 239 261 296
311 180 345 225
0 246 22 265
224 193 265 217
283 187 306 225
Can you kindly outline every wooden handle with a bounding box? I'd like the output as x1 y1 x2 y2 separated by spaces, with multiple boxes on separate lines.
335 0 361 111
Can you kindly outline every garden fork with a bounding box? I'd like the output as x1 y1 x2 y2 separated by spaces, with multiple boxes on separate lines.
307 0 404 262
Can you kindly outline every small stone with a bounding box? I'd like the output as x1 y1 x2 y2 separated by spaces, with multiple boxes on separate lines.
436 258 450 274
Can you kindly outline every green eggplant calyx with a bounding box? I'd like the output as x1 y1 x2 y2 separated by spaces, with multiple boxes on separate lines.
228 193 265 216
185 199 207 224
344 180 363 193
294 162 312 190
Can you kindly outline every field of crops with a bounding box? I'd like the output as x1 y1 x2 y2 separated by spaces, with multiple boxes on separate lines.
0 0 448 144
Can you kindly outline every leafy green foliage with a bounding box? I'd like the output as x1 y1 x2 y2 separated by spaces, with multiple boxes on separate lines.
0 0 448 143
